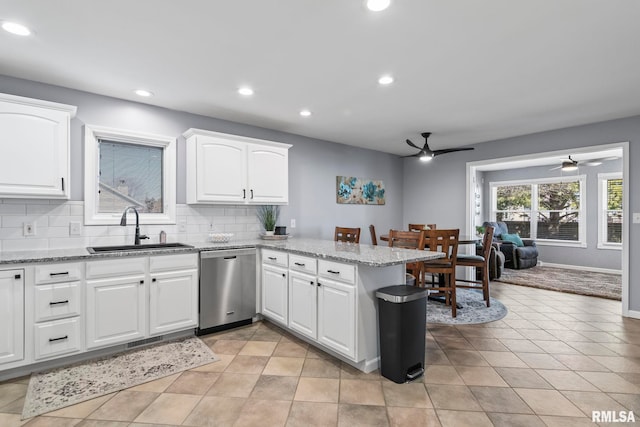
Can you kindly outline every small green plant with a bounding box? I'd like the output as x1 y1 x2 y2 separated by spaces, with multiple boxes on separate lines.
475 225 486 235
257 205 280 232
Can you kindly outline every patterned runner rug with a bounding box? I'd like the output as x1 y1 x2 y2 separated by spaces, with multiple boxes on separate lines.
22 336 218 419
495 266 621 300
427 289 508 325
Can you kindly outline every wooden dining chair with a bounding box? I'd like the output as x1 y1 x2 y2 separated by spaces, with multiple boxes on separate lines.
423 229 460 317
456 226 494 307
334 227 361 243
369 224 378 245
408 223 426 232
387 229 426 286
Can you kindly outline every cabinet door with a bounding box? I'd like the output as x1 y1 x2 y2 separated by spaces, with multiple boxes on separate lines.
86 275 145 349
193 136 247 203
0 270 24 365
317 278 356 359
261 264 288 325
149 269 198 336
247 143 289 203
288 271 317 340
0 97 71 198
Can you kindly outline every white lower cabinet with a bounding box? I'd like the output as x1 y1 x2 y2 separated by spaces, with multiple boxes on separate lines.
262 264 288 325
0 270 24 366
317 277 356 359
288 271 317 340
149 260 198 336
34 317 81 360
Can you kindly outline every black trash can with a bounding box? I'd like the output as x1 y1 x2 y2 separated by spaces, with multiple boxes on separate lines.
376 284 429 384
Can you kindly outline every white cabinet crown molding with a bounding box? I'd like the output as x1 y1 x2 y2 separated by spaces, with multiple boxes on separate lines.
0 92 77 116
183 128 292 150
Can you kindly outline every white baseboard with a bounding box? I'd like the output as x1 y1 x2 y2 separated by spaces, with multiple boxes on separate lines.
625 310 640 320
538 261 622 275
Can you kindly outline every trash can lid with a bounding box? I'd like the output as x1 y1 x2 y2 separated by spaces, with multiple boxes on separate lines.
376 285 429 303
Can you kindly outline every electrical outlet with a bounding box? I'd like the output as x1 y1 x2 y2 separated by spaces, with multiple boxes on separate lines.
633 213 640 224
23 222 35 236
178 220 187 232
69 221 81 236
290 219 296 228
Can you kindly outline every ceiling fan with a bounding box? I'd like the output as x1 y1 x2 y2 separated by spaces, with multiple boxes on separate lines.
550 155 619 171
403 132 474 162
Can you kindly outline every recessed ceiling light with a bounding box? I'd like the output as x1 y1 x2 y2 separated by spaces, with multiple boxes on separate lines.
299 109 311 117
238 87 254 96
2 21 31 36
366 0 391 12
134 89 153 97
378 75 394 85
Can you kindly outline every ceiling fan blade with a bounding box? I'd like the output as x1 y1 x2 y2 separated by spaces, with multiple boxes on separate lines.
405 139 421 150
432 147 475 156
549 165 563 171
400 153 420 158
582 156 619 166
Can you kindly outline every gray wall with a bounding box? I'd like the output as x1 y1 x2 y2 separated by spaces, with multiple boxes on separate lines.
403 119 639 310
0 75 404 244
480 160 622 270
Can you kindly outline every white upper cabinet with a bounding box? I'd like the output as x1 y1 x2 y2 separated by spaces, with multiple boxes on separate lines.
0 93 77 199
184 129 291 204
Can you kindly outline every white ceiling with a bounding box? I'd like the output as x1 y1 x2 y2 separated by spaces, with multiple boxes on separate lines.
1 1 639 156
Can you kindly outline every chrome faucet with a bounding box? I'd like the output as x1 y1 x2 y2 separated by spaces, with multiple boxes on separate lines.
120 206 149 245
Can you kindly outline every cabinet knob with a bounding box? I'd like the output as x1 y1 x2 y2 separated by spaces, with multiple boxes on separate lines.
14 274 21 280
282 273 286 278
317 282 321 287
152 278 157 282
139 280 144 284
310 281 314 285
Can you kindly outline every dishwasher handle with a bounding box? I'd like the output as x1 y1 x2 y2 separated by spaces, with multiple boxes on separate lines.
200 248 256 259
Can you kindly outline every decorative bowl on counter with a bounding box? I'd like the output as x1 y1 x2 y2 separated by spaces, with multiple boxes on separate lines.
209 233 234 243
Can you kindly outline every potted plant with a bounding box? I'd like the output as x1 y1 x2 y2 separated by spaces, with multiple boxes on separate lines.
475 225 486 237
257 205 280 235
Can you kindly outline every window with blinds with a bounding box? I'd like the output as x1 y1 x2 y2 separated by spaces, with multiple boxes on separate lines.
598 173 623 247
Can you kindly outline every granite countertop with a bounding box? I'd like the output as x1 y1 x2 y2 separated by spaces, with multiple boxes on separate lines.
0 237 443 267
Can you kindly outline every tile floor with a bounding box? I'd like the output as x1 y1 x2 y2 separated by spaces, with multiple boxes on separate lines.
1 282 639 426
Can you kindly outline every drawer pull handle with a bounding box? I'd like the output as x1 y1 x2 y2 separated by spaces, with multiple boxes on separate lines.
49 335 68 343
268 257 277 261
310 281 314 285
50 272 70 276
294 262 306 267
327 270 340 274
14 274 21 279
49 300 69 306
226 311 235 315
224 256 237 260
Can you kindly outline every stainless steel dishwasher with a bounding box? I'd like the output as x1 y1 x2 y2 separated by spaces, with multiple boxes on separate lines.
197 248 257 335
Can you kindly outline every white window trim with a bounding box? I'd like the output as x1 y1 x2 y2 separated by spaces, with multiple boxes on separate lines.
597 172 623 250
84 125 176 225
490 175 587 247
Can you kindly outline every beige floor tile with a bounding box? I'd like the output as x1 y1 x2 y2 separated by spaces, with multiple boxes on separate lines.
210 339 248 355
479 350 528 368
530 340 581 354
518 329 558 341
263 357 305 376
500 339 544 353
425 384 482 411
425 348 451 365
21 417 83 427
382 381 431 408
0 395 24 414
538 415 597 426
301 357 341 378
273 341 309 358
435 409 493 427
182 395 246 427
514 388 584 417
133 393 200 425
251 329 285 342
85 391 157 421
424 365 464 385
74 420 130 426
590 355 640 373
207 373 259 398
456 366 509 387
233 399 290 427
340 379 385 406
250 375 298 400
128 373 180 392
535 369 599 392
294 377 339 403
469 386 533 414
340 364 381 380
467 338 509 352
224 355 269 374
487 412 545 426
577 371 640 393
608 392 640 412
562 390 627 416
337 404 389 427
516 352 568 370
286 401 338 427
0 382 28 408
45 393 115 419
386 407 440 427
239 341 278 356
551 354 610 372
190 353 234 372
0 413 28 427
568 342 619 356
164 371 219 395
444 350 489 366
433 337 474 351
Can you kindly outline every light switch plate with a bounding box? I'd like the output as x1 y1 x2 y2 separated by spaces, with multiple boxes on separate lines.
70 221 81 235
178 220 187 232
290 219 296 228
633 213 640 224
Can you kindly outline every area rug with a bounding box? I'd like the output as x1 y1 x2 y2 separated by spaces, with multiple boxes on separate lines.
22 336 218 419
427 289 507 325
495 266 621 300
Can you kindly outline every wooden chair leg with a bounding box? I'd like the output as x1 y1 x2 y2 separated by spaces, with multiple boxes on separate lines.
483 266 490 307
451 275 456 318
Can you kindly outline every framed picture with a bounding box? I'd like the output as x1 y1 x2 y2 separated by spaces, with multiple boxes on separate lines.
336 176 385 205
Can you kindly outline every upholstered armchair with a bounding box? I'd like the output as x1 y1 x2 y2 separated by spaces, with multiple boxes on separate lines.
482 221 538 269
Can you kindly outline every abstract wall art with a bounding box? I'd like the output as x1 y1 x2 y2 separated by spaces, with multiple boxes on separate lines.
336 176 385 205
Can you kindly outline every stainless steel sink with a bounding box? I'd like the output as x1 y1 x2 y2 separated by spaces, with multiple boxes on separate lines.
87 242 194 254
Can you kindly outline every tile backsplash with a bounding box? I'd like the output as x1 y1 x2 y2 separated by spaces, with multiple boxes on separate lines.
0 200 261 252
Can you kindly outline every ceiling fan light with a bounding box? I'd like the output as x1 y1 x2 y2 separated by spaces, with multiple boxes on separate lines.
419 153 432 162
366 0 391 12
561 161 578 171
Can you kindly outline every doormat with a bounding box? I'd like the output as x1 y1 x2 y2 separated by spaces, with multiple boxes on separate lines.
22 336 218 419
427 289 508 325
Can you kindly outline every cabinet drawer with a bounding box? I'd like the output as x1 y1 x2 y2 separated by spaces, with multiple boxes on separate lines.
34 317 81 360
150 253 198 272
35 282 81 322
35 262 82 284
86 257 146 279
289 254 317 275
318 260 355 284
262 249 288 267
